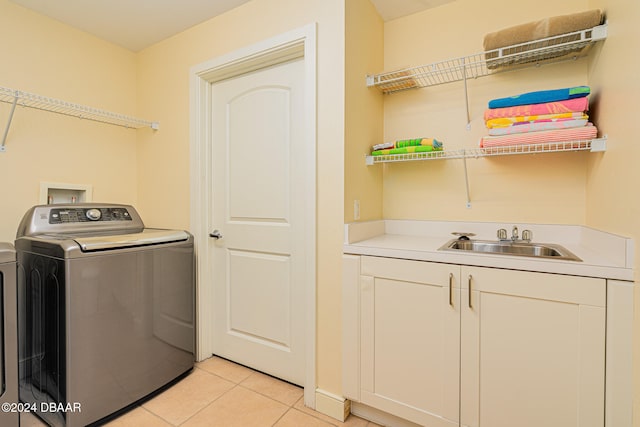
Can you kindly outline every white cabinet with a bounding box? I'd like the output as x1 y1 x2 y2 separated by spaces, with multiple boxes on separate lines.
359 256 460 426
344 256 607 427
460 266 605 427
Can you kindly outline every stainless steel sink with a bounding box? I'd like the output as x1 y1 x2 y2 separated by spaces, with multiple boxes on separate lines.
439 239 582 261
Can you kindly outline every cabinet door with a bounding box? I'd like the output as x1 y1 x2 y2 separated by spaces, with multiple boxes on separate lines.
460 266 606 427
360 256 460 427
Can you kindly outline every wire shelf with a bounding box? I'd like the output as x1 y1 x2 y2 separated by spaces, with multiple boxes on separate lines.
474 139 602 157
367 24 607 94
0 86 159 130
366 138 606 208
366 138 606 164
366 149 464 165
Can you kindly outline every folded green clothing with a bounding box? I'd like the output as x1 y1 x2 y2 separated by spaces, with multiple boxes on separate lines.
371 145 442 156
394 138 442 149
372 138 443 151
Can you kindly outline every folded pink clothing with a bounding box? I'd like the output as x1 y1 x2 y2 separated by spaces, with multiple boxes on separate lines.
484 97 589 121
488 118 588 136
480 123 597 148
486 112 588 128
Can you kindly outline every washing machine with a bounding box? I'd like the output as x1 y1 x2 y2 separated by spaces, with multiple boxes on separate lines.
0 243 18 427
15 204 195 427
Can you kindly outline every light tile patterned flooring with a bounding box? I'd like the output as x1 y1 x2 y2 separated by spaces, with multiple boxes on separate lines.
22 356 380 427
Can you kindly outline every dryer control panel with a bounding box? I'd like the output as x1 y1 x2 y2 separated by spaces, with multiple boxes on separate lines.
16 204 144 238
49 207 132 224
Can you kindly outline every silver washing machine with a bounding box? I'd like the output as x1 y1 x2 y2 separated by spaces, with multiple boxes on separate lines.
0 243 18 427
15 204 195 427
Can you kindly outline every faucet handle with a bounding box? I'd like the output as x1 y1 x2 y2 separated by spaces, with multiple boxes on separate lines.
522 229 533 242
497 228 508 240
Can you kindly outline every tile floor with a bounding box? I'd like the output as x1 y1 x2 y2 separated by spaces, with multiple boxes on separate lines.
22 356 380 427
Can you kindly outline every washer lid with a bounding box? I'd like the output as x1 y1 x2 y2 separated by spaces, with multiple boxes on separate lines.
74 229 190 252
0 242 15 263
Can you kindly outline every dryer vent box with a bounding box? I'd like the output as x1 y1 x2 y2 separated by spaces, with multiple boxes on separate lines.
40 182 93 205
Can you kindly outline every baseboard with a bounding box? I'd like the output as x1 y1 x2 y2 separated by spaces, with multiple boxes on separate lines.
314 389 350 422
351 402 422 427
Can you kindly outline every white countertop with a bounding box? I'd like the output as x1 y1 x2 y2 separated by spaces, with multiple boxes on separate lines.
343 220 634 281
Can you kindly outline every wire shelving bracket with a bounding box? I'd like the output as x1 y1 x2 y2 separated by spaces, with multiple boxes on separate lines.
0 85 159 152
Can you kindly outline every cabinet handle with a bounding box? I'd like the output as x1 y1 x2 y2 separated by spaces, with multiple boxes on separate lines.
448 273 453 306
468 274 473 308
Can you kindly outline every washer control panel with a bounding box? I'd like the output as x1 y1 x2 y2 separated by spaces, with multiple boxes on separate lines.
49 207 132 224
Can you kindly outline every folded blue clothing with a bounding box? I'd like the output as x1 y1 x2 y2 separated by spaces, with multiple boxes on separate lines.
488 86 590 109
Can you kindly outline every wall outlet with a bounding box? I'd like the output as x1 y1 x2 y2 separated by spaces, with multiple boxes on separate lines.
354 200 360 221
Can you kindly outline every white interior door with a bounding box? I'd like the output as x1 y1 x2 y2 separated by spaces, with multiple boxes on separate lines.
210 58 306 385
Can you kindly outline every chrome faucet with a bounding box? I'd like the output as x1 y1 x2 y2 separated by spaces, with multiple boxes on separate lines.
497 226 532 243
511 226 519 241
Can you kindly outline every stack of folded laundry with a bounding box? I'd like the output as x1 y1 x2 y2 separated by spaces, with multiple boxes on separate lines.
480 86 598 149
371 138 443 156
483 9 603 69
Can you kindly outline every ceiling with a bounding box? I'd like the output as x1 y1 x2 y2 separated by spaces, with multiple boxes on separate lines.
10 0 456 52
369 0 456 22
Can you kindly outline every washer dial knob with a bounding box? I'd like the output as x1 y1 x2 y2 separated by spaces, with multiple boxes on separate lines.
86 208 102 221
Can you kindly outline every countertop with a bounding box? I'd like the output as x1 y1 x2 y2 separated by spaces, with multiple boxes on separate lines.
343 220 634 281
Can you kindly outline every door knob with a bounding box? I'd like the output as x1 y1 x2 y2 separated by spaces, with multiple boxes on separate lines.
209 230 223 239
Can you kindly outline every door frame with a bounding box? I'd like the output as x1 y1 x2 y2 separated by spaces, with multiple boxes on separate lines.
189 23 317 407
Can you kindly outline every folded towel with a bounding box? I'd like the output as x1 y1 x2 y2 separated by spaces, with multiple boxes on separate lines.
371 145 441 156
488 86 590 109
486 112 588 129
484 10 603 51
483 9 603 69
373 138 443 151
484 97 589 121
488 118 588 136
480 123 597 148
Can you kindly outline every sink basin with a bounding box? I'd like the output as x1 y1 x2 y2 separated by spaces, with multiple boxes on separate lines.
439 239 582 262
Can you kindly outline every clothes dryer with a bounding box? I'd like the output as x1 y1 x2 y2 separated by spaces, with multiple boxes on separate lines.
15 204 195 427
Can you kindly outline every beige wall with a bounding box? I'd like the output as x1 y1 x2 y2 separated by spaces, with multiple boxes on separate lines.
380 0 592 223
345 0 384 223
584 0 640 422
135 0 346 394
0 0 139 242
